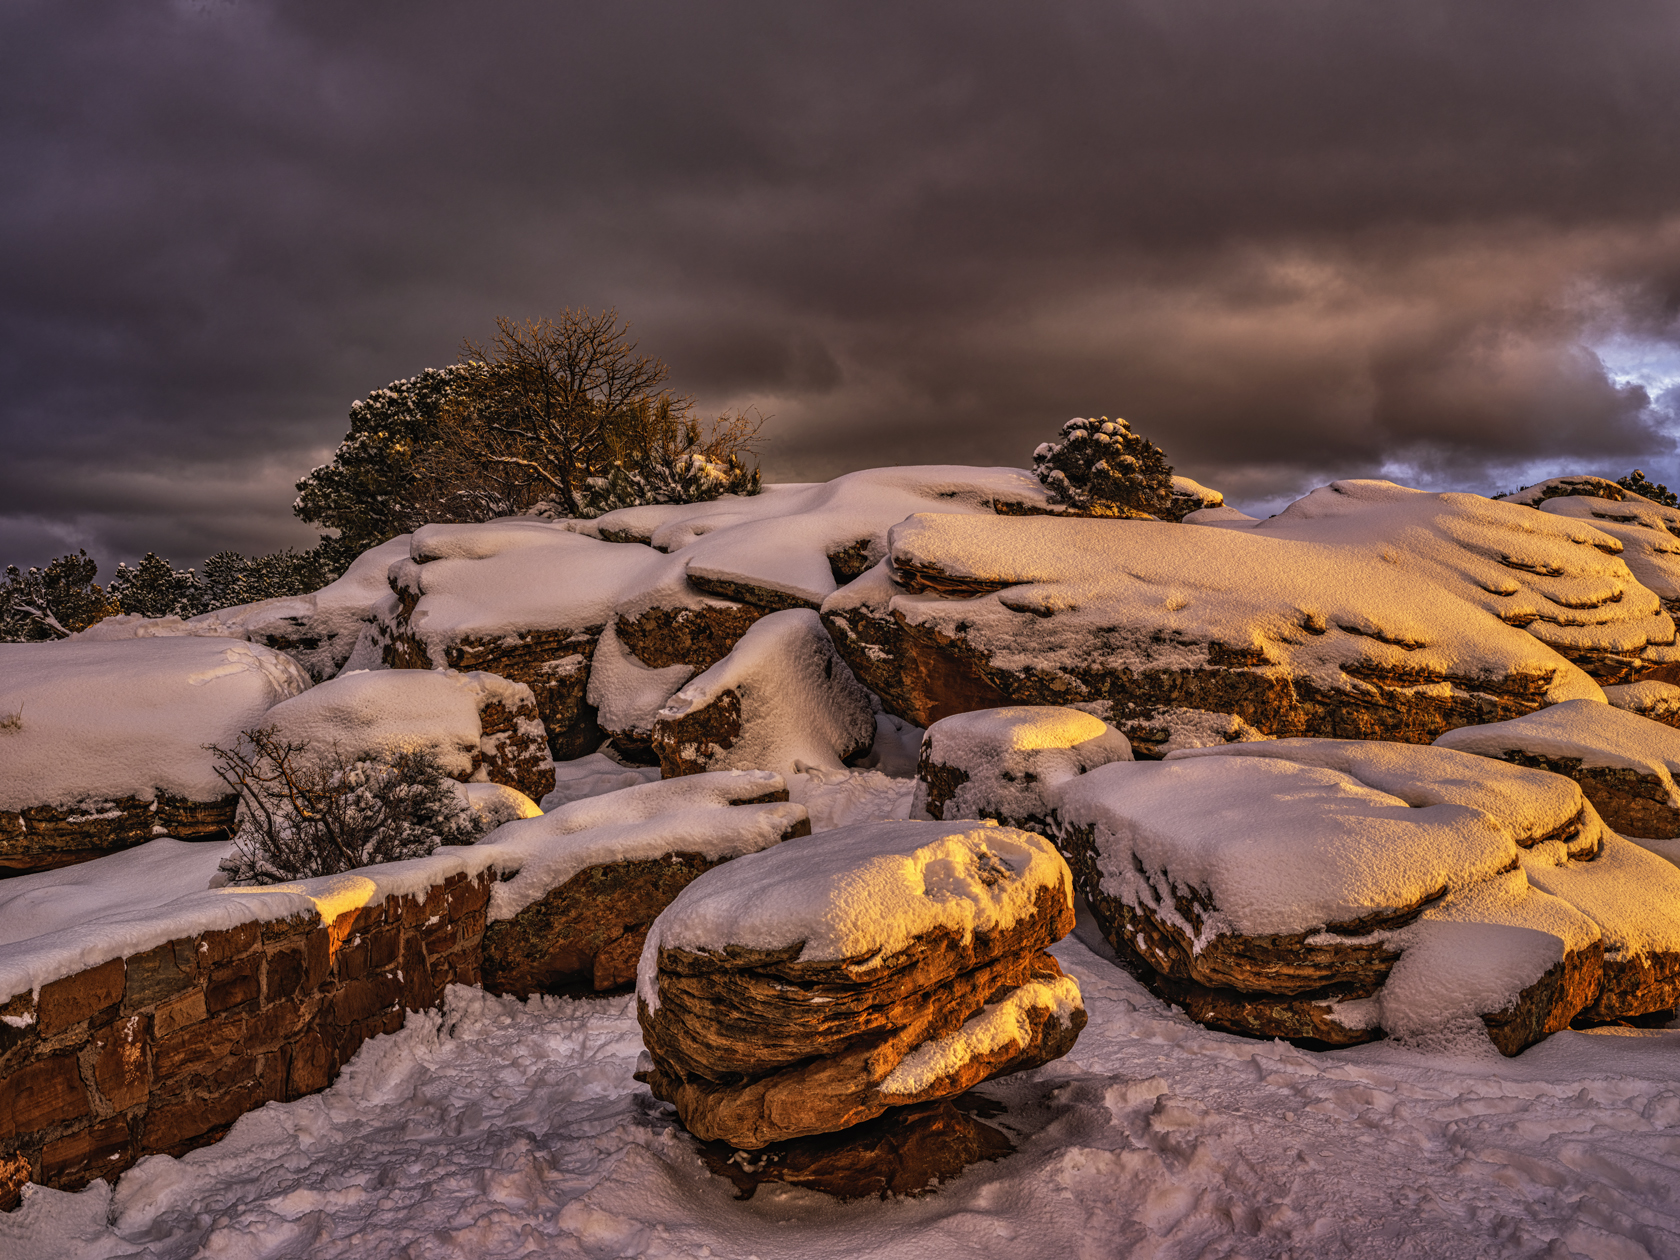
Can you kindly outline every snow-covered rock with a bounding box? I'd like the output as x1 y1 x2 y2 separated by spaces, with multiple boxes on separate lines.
650 609 875 778
477 771 809 996
826 491 1612 743
634 819 1084 1148
0 638 310 875
1435 698 1680 840
1051 741 1637 1053
260 667 555 802
910 705 1132 833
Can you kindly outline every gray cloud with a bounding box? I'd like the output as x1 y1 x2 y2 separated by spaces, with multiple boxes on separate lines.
4 0 1680 570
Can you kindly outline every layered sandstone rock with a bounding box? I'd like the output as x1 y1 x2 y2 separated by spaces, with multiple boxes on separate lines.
375 519 685 759
262 666 554 802
0 638 310 876
824 481 1680 744
477 771 811 996
1504 477 1680 619
636 820 1085 1149
651 609 875 778
1053 744 1625 1053
1603 680 1680 728
911 706 1132 833
1435 699 1680 840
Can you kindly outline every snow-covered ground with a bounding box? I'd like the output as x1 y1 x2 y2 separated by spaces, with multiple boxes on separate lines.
6 904 1677 1260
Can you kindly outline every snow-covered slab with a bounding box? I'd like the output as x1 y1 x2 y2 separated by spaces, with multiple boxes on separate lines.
826 506 1603 738
634 817 1082 1147
382 520 682 660
1168 738 1602 854
639 818 1073 993
0 841 500 1005
538 752 660 811
1521 832 1680 1019
1536 491 1680 612
1198 479 1679 680
650 608 875 778
585 466 1053 609
0 637 309 812
1435 697 1680 839
1054 757 1517 944
1379 867 1604 1054
911 705 1132 831
1602 679 1680 727
477 770 806 920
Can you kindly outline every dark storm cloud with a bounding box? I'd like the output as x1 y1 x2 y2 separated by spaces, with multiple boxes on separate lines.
4 0 1680 569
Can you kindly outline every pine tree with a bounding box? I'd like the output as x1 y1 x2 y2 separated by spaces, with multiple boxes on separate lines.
1618 469 1680 508
107 553 206 619
1032 416 1176 518
0 551 116 640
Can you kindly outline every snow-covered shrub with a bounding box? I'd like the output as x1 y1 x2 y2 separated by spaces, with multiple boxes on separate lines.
1032 416 1176 519
575 449 760 518
1619 469 1680 508
213 727 482 886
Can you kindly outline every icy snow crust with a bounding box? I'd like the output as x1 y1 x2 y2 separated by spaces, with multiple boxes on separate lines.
0 637 310 811
1436 695 1680 790
1168 738 1595 850
637 820 1072 1009
1054 758 1518 939
582 465 1052 606
852 509 1605 704
478 770 807 921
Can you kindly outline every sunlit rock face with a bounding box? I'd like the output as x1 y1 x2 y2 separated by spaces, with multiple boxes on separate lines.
822 481 1680 746
635 820 1085 1150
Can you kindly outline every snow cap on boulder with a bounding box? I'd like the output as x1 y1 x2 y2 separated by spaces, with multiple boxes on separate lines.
912 705 1132 831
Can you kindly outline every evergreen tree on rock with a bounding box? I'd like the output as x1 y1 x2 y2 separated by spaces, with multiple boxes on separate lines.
1033 416 1177 519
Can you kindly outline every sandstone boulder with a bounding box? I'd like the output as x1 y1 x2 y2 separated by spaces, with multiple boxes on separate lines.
478 771 809 996
1052 743 1625 1053
1602 680 1680 728
1435 698 1680 841
651 609 875 779
262 667 554 802
0 638 309 876
1504 477 1680 619
911 705 1131 833
635 819 1085 1149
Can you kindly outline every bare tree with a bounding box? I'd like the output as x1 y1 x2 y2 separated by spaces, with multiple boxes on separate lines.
211 728 482 885
434 311 675 517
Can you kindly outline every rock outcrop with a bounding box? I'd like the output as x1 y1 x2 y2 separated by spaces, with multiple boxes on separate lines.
262 667 555 803
636 820 1085 1149
1052 741 1649 1053
825 494 1615 740
0 638 310 876
911 706 1132 833
477 771 811 997
1435 699 1680 844
651 609 875 779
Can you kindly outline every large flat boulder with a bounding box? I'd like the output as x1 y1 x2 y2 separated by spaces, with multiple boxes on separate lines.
0 638 310 875
635 819 1084 1149
1435 698 1680 839
1054 755 1522 1001
824 488 1615 744
477 771 809 996
911 705 1132 833
650 609 875 779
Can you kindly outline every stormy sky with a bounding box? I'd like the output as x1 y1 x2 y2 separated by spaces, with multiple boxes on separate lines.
4 0 1680 572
